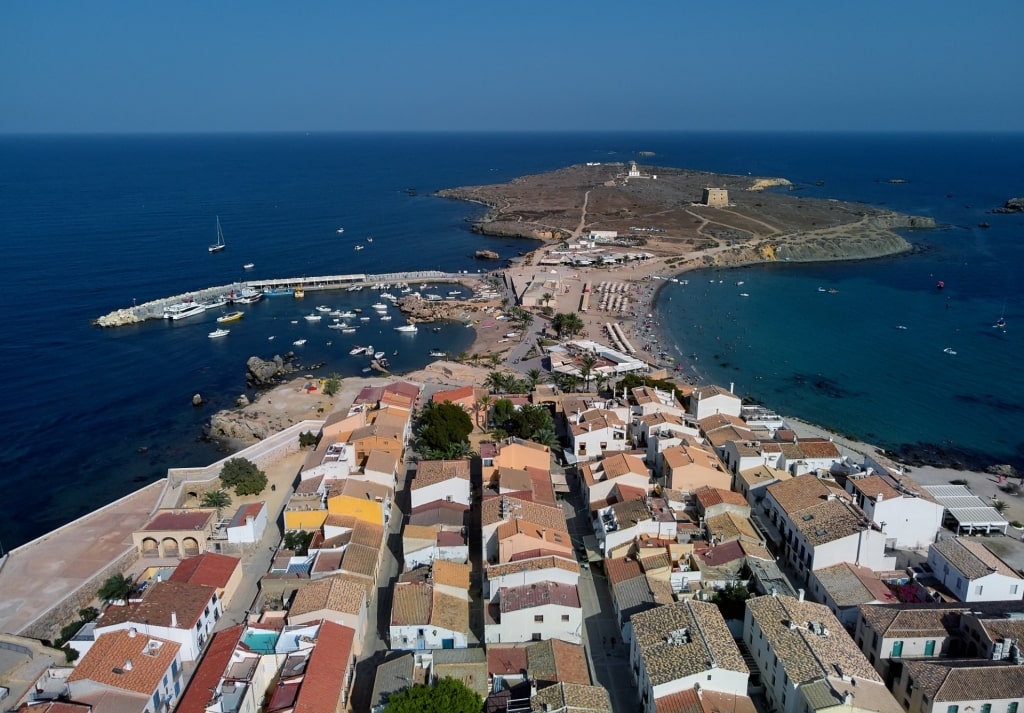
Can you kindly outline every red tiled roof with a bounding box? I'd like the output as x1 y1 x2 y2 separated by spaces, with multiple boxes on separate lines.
98 581 214 629
499 582 580 613
693 486 747 509
68 630 180 695
143 510 214 531
294 621 355 713
169 553 240 589
176 625 244 713
487 645 529 676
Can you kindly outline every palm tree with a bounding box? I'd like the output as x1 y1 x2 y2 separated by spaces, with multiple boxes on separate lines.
563 312 585 338
542 292 554 307
561 374 580 393
532 425 558 449
470 352 482 367
487 353 502 368
579 354 598 391
456 351 469 363
98 573 134 605
476 394 493 429
595 372 608 395
201 489 232 518
525 369 542 391
484 371 506 393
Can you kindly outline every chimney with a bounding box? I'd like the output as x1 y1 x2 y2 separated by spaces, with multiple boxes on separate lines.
124 658 133 671
770 587 778 597
843 692 854 705
729 382 734 394
876 493 884 503
170 611 178 628
797 588 805 602
128 627 137 638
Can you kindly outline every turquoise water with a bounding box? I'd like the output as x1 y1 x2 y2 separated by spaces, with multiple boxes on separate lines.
241 629 279 653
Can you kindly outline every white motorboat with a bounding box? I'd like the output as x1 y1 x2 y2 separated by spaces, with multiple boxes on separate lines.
380 315 392 321
304 313 322 322
208 328 230 338
337 310 356 318
292 339 307 346
164 302 206 320
943 347 957 355
429 349 446 357
354 245 364 251
395 324 418 333
349 346 366 355
315 305 332 313
425 294 443 301
341 327 356 333
359 316 371 322
337 228 345 234
374 351 385 359
243 262 254 269
236 288 262 303
328 323 347 330
372 303 388 311
208 216 226 253
448 290 461 296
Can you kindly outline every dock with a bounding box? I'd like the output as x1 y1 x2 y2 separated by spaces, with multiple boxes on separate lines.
94 270 480 327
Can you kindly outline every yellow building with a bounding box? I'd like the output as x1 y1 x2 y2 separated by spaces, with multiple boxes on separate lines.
327 479 393 527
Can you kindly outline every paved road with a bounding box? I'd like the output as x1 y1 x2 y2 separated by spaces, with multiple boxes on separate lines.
562 481 636 712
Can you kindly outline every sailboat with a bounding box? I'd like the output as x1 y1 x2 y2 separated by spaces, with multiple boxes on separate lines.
209 216 226 253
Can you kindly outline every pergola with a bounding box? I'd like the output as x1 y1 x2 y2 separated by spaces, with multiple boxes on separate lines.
922 484 1009 535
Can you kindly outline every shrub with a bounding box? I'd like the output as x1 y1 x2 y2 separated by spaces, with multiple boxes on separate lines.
220 458 268 496
298 431 319 448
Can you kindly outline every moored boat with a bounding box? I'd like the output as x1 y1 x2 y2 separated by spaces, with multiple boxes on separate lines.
208 328 230 338
208 216 226 253
217 311 243 323
395 324 418 333
293 339 307 346
164 302 206 320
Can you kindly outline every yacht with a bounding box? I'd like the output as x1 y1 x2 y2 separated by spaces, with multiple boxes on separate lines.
292 339 307 346
349 346 366 355
164 302 206 320
208 328 230 338
372 303 388 311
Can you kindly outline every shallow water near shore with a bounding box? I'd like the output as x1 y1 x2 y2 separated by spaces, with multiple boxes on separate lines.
1 131 1022 549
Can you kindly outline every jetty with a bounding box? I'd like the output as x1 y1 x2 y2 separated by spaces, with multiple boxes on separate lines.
94 270 479 327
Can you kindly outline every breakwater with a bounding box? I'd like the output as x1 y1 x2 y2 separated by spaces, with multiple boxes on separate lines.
94 270 476 327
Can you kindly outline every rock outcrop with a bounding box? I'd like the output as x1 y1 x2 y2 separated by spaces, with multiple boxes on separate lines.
206 410 273 443
245 355 296 386
475 249 500 260
992 197 1024 214
94 308 143 328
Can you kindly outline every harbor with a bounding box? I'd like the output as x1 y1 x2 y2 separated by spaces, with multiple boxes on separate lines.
94 269 480 327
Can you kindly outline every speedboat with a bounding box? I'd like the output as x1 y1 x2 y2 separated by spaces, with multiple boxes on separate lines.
243 263 254 270
374 351 385 359
349 346 366 355
943 347 957 355
341 327 356 333
292 339 307 346
380 315 392 321
208 328 230 338
395 324 418 333
304 313 322 322
337 228 345 234
354 245 364 251
315 305 332 313
217 311 243 323
429 349 446 357
739 293 750 297
359 316 370 322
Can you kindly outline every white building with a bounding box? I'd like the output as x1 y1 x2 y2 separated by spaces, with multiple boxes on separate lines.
629 600 748 713
411 459 471 510
844 473 945 549
569 409 629 462
926 537 1024 602
93 581 221 662
744 593 899 713
895 661 1024 713
686 384 741 421
594 497 676 557
579 452 651 511
485 582 582 645
226 501 268 545
390 582 469 651
484 554 580 602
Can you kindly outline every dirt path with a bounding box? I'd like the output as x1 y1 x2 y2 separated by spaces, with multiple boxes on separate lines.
572 190 591 239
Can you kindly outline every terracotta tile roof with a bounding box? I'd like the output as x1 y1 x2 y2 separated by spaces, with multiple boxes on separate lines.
437 530 465 547
693 486 748 510
704 426 757 447
338 477 393 502
289 575 368 618
932 537 1022 580
433 560 471 589
340 543 380 579
176 625 244 713
499 582 580 613
655 689 757 713
350 519 386 548
767 474 834 514
295 475 326 495
705 512 758 543
483 496 567 531
813 562 898 608
432 385 477 403
391 582 433 625
746 594 880 686
601 452 649 479
323 513 358 530
311 550 344 574
99 581 214 629
608 497 651 526
632 600 747 686
796 438 842 459
364 449 398 475
902 660 1024 702
857 604 969 639
527 467 557 506
793 498 871 546
496 518 570 548
403 523 439 544
488 645 529 677
605 482 650 508
169 553 240 590
431 590 469 634
736 465 791 488
613 575 661 621
530 682 612 713
68 629 180 695
229 502 265 527
384 380 421 399
527 638 591 685
409 499 468 527
414 459 471 489
433 648 488 698
605 556 644 585
508 548 573 562
696 413 746 432
143 509 215 532
294 621 355 713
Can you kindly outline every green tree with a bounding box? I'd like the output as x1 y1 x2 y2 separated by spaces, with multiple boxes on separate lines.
383 677 483 713
491 399 516 429
475 394 493 429
579 354 598 392
298 430 319 448
525 369 543 391
487 353 502 368
711 582 751 621
283 530 315 556
417 402 473 452
323 373 342 396
484 371 507 394
98 573 134 604
201 489 232 518
78 607 99 622
219 457 269 496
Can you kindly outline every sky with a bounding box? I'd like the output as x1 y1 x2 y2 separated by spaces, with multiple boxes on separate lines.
2 1 1022 134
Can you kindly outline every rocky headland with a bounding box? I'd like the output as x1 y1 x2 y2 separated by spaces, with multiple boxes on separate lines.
992 197 1024 214
437 163 937 267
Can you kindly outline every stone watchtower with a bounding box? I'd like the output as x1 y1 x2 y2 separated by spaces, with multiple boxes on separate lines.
701 187 729 207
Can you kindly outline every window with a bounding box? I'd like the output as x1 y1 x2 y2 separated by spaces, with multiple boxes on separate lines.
924 640 936 656
534 615 544 623
561 615 570 622
980 705 990 713
532 633 542 641
947 706 958 713
892 640 903 658
1008 703 1018 713
1012 585 1019 595
975 585 984 595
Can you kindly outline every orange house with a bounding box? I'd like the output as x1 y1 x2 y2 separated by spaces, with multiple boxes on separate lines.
493 438 551 474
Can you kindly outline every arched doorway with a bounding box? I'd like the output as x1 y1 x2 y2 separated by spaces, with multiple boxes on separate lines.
161 537 180 558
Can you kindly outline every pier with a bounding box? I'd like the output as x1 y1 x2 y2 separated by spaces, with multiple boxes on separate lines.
94 269 480 327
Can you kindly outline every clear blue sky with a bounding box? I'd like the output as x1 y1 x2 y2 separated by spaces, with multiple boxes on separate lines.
2 1 1022 133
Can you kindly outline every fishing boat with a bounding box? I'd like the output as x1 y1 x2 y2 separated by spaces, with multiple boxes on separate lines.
293 339 307 346
395 324 418 333
208 216 226 253
217 311 243 323
243 263 254 269
208 328 230 338
293 286 305 299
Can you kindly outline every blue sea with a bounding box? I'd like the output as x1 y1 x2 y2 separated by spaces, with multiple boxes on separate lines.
1 132 1021 550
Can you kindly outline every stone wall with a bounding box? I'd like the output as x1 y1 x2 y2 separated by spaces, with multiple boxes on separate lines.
20 547 139 642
